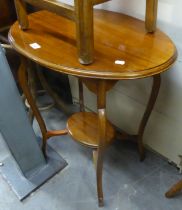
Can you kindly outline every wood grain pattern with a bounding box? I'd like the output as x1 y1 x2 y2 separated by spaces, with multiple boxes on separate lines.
67 79 111 206
67 112 115 148
81 78 117 94
13 0 109 64
9 10 177 79
75 0 94 64
24 0 75 20
14 0 29 30
145 0 158 32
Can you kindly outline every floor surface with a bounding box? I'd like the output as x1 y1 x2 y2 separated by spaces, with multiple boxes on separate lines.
0 106 182 210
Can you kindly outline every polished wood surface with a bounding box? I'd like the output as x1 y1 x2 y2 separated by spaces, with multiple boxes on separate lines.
145 0 158 32
14 0 29 30
74 0 94 64
24 0 75 20
67 79 116 206
14 0 109 64
9 8 177 207
67 112 115 148
9 10 177 79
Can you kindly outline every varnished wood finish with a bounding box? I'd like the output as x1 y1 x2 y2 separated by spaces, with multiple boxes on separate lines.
18 57 68 156
93 0 110 5
165 179 182 198
46 129 68 139
145 0 158 32
137 74 161 160
9 10 177 79
14 0 29 30
24 0 75 20
74 0 94 64
96 80 107 207
68 79 111 206
81 78 117 94
13 0 108 64
67 112 115 148
10 8 177 208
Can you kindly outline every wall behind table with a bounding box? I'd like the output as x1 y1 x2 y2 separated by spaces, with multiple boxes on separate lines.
61 0 182 165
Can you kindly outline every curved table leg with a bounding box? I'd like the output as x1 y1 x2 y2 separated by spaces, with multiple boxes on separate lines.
96 80 107 207
18 57 68 156
18 57 48 155
137 74 161 161
165 179 182 198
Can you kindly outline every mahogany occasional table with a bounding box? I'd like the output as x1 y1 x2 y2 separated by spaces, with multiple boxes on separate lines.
8 10 177 206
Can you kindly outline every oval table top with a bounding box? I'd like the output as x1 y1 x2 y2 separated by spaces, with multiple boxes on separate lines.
9 10 177 80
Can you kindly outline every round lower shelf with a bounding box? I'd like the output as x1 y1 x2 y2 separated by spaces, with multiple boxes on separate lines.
67 112 115 148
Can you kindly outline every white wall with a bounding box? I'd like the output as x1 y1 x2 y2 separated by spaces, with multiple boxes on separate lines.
64 0 182 165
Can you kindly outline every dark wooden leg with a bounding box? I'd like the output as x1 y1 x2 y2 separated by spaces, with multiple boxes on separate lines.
18 57 68 156
74 0 94 64
145 0 158 32
18 57 48 156
14 0 29 30
137 74 161 161
96 80 107 207
165 179 182 198
78 78 85 112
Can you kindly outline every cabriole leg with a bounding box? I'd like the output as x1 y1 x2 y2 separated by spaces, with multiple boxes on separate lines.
137 74 161 161
96 80 107 207
18 57 48 156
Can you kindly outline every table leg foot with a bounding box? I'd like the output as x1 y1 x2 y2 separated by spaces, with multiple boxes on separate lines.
96 109 105 207
165 179 182 198
96 80 107 207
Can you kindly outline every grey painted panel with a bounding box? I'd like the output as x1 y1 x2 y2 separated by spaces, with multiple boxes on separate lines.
0 45 45 174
